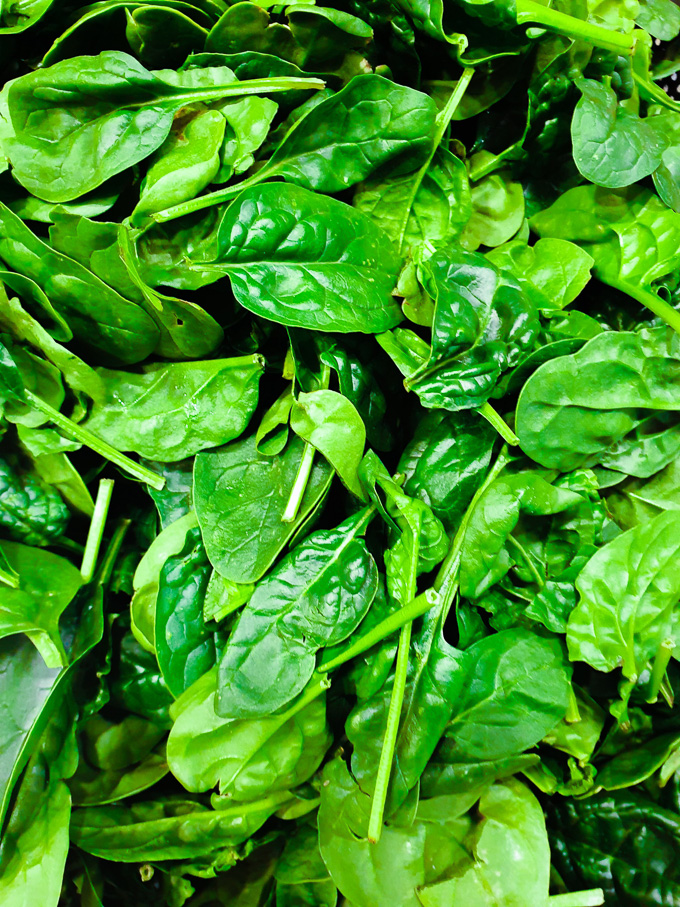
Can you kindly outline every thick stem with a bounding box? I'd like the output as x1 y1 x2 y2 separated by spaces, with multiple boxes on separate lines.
566 688 581 724
317 589 439 674
81 479 114 584
632 70 680 114
282 441 316 523
516 0 634 54
368 622 411 843
25 391 165 491
548 891 604 907
478 401 519 446
397 67 474 252
606 278 680 337
646 638 675 704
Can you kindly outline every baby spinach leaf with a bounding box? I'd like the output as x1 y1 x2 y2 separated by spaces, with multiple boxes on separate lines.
203 183 403 333
70 792 293 861
399 409 495 531
549 790 680 905
167 668 330 798
571 77 668 188
418 779 550 906
274 824 337 907
6 52 322 202
84 355 263 462
441 629 572 763
354 147 471 255
155 525 216 698
217 509 377 718
290 389 366 498
0 541 82 667
397 248 538 411
567 510 680 679
251 73 437 193
516 327 680 471
318 757 426 907
486 237 593 313
0 634 61 830
0 202 159 365
194 434 333 584
132 107 226 222
0 454 70 546
348 612 469 816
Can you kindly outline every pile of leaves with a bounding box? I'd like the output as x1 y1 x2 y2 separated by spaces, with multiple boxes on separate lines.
4 0 680 904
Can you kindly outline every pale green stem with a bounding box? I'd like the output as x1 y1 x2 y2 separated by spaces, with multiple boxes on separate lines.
478 401 519 446
548 891 604 907
646 638 675 704
282 364 331 523
317 589 439 675
506 533 544 587
368 622 412 843
632 70 680 114
81 479 115 584
282 440 316 523
0 567 18 589
154 170 267 222
25 391 165 491
606 278 680 337
516 0 634 54
397 67 474 253
566 688 581 724
97 518 131 588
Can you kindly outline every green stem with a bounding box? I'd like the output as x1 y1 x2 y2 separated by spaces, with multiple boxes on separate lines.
606 278 680 337
282 440 316 523
154 169 266 222
506 534 544 587
0 544 19 589
515 0 634 54
548 891 604 907
317 588 439 674
0 567 19 588
132 77 325 109
646 638 675 704
96 518 131 588
434 446 512 615
282 364 331 523
566 688 581 724
397 66 474 253
368 622 412 843
81 479 115 584
478 401 519 446
25 391 165 491
632 71 680 114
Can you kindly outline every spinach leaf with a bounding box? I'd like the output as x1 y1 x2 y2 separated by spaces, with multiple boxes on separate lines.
84 355 264 461
203 183 403 333
567 510 680 679
516 327 680 472
167 668 330 798
0 202 159 365
155 525 216 698
6 52 322 202
194 434 333 583
217 509 377 717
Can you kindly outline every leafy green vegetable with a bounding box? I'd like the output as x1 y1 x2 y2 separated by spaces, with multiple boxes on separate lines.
2 4 679 904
